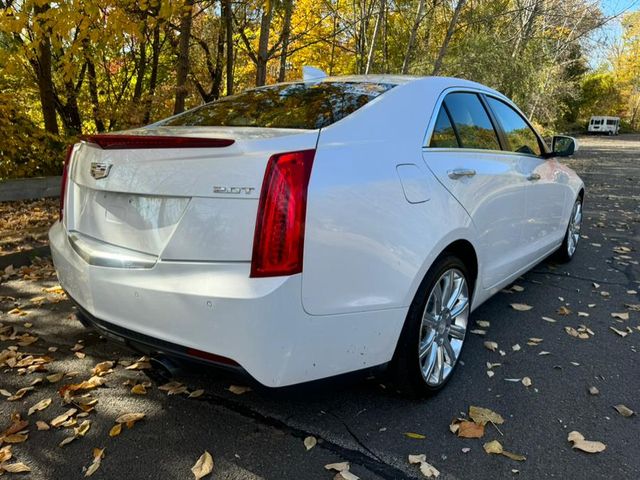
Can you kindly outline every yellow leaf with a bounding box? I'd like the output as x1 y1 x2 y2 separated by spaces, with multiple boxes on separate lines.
109 423 122 437
483 440 504 454
115 413 145 425
228 385 251 395
469 406 505 426
1 462 31 473
403 432 426 439
28 397 52 415
191 451 214 479
567 431 606 453
304 436 317 450
511 303 532 311
131 384 147 395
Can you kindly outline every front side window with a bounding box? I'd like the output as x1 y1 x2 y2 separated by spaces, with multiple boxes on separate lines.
443 93 500 150
429 107 459 148
157 82 395 130
486 97 542 156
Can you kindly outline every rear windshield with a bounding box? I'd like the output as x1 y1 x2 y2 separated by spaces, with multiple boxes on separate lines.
158 82 395 130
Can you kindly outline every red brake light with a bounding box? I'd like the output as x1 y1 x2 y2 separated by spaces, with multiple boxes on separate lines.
59 145 74 221
81 135 234 149
250 149 315 278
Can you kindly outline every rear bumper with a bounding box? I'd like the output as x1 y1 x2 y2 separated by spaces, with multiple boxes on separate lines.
49 222 405 387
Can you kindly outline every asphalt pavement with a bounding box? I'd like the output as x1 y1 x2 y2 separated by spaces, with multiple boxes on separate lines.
0 134 638 479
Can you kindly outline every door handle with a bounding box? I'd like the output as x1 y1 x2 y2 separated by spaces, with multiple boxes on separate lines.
447 168 476 179
527 173 541 181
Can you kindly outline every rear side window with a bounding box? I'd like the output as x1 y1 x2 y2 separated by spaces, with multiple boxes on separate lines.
606 119 616 125
157 82 395 130
486 97 542 156
429 107 459 148
443 93 500 150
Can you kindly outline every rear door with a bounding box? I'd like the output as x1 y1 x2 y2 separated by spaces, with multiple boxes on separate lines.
422 91 529 289
483 96 568 262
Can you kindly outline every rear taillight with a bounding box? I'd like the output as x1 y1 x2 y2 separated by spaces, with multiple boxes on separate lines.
250 149 315 278
81 135 234 149
59 145 74 221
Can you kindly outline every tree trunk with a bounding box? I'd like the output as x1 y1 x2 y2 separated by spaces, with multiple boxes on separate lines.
133 25 148 102
144 23 162 124
431 0 466 76
365 0 385 74
85 51 105 132
174 0 194 114
278 0 294 82
33 4 58 134
256 0 274 86
223 0 234 95
401 0 426 74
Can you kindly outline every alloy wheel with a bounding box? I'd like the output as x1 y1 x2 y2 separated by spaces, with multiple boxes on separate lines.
567 200 582 257
418 268 469 387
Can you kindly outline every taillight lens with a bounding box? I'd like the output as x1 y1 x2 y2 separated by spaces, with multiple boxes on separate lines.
250 149 315 277
59 145 74 221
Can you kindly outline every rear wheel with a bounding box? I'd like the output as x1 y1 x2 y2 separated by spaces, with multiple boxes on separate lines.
392 255 470 396
556 197 583 263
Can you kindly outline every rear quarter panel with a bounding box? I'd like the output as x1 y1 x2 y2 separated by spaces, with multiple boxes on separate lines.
301 79 481 316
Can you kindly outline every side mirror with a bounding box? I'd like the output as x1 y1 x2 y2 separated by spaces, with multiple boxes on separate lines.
551 135 578 157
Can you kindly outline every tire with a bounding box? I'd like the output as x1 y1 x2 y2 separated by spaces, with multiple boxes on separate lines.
555 197 583 263
391 255 471 396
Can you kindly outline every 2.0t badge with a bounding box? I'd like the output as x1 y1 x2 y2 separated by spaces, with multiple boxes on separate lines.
90 162 112 180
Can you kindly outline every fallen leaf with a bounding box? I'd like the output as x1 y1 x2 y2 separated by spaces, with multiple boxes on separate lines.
483 440 503 454
28 397 52 415
46 373 64 383
1 462 31 473
483 440 526 461
511 303 533 311
304 436 317 450
456 420 485 438
85 448 105 477
191 451 213 480
325 462 350 472
419 461 440 478
404 432 426 439
542 316 557 323
115 413 145 425
476 321 490 328
611 312 630 321
3 434 28 444
408 455 426 465
50 408 78 427
588 386 599 395
188 389 204 398
522 377 532 387
512 344 521 352
484 341 498 352
557 306 572 316
36 421 50 430
511 285 524 292
610 327 629 337
7 387 34 401
131 384 147 395
228 385 251 395
613 404 635 417
109 423 122 437
469 406 504 426
92 361 114 376
567 431 606 453
124 356 152 370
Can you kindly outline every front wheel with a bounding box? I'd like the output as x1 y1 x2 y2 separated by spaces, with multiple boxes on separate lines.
556 197 583 263
392 255 471 396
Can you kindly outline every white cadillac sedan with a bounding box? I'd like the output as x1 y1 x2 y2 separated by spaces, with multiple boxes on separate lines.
49 75 584 395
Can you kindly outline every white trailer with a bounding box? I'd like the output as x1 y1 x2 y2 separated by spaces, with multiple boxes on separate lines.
588 116 620 135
